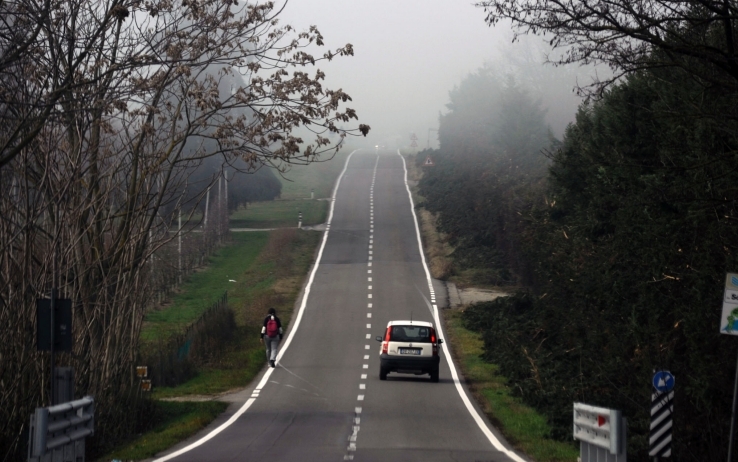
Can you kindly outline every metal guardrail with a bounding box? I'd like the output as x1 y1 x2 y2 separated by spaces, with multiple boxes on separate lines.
28 396 94 462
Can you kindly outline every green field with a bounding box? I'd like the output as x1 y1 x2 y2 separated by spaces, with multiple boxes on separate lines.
141 232 270 343
229 199 327 229
277 148 352 199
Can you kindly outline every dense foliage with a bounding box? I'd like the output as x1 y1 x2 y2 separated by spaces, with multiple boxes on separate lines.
418 68 552 284
421 52 738 460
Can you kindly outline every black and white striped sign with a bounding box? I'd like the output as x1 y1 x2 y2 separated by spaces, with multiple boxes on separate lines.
649 389 674 457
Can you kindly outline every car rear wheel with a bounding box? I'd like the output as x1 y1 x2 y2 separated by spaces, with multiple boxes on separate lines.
380 367 388 381
430 368 439 383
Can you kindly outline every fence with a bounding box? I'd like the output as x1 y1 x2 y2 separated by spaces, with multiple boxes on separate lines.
143 292 236 387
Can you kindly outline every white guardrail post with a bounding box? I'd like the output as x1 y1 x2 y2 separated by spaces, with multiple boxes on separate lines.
573 402 627 462
28 396 95 462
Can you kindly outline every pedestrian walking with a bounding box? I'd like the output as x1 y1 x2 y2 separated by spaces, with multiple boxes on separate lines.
260 308 283 367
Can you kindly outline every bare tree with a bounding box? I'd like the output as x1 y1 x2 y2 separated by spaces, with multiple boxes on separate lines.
0 0 369 458
477 0 738 92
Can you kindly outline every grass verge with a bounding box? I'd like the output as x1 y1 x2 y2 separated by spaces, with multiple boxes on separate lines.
141 232 270 343
444 310 578 461
101 401 228 461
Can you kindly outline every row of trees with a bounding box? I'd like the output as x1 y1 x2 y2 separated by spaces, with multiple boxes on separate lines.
0 0 368 458
418 0 738 458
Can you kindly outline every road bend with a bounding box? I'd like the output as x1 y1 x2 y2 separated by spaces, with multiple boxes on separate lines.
152 149 527 462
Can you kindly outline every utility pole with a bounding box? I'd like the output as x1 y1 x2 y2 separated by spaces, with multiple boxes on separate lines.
428 128 438 149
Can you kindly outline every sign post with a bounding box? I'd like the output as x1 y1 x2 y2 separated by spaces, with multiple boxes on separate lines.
573 402 626 461
721 273 738 462
649 371 675 458
37 293 73 406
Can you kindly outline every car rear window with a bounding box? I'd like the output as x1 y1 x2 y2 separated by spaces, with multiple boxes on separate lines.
389 325 431 342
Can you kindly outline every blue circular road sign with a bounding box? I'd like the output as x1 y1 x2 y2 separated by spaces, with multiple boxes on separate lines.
653 371 675 393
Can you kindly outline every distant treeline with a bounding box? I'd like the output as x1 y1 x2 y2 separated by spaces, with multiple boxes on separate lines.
418 52 738 459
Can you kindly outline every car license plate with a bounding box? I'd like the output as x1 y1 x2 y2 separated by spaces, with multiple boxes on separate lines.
399 348 421 355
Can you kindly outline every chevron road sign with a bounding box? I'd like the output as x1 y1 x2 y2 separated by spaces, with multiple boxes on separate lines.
649 371 674 457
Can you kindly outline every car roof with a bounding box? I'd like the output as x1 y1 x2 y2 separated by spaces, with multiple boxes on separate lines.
386 320 433 328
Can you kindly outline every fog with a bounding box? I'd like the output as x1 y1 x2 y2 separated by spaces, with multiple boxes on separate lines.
277 0 601 150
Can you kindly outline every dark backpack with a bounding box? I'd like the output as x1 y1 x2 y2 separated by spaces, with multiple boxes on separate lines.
266 317 279 337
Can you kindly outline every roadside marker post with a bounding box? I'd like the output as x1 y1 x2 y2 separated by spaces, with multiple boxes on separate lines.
649 371 674 459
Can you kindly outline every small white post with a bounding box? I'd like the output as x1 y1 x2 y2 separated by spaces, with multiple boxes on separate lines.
178 208 182 283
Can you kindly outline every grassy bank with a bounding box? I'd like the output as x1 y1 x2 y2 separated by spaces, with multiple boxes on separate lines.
102 401 228 461
444 310 578 461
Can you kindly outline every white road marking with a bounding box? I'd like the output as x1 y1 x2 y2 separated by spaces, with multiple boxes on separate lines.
368 285 372 290
397 150 527 462
152 151 361 462
367 313 372 318
368 269 372 273
366 324 371 328
365 345 370 349
365 334 371 339
368 262 372 267
368 294 372 298
360 384 366 390
368 277 372 281
363 364 368 369
363 355 369 360
358 395 364 401
368 303 372 308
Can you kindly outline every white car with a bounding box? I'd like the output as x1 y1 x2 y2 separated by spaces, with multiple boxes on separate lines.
375 320 443 382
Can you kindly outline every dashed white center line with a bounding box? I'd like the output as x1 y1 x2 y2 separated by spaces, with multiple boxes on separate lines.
365 334 371 339
368 294 372 298
361 374 367 379
363 364 368 369
368 277 372 281
365 345 370 349
359 384 366 390
367 313 372 318
358 395 364 401
368 285 372 290
363 355 369 360
366 324 371 328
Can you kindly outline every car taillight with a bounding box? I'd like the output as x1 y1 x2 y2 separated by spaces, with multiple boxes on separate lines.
382 326 391 354
431 328 438 356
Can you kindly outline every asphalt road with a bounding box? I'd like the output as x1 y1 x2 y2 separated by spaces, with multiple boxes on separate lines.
152 149 527 462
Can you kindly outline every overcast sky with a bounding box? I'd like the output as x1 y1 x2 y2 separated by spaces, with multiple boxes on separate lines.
276 0 589 150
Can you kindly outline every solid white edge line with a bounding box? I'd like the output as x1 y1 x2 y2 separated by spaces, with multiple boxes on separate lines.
152 150 359 462
397 150 527 462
